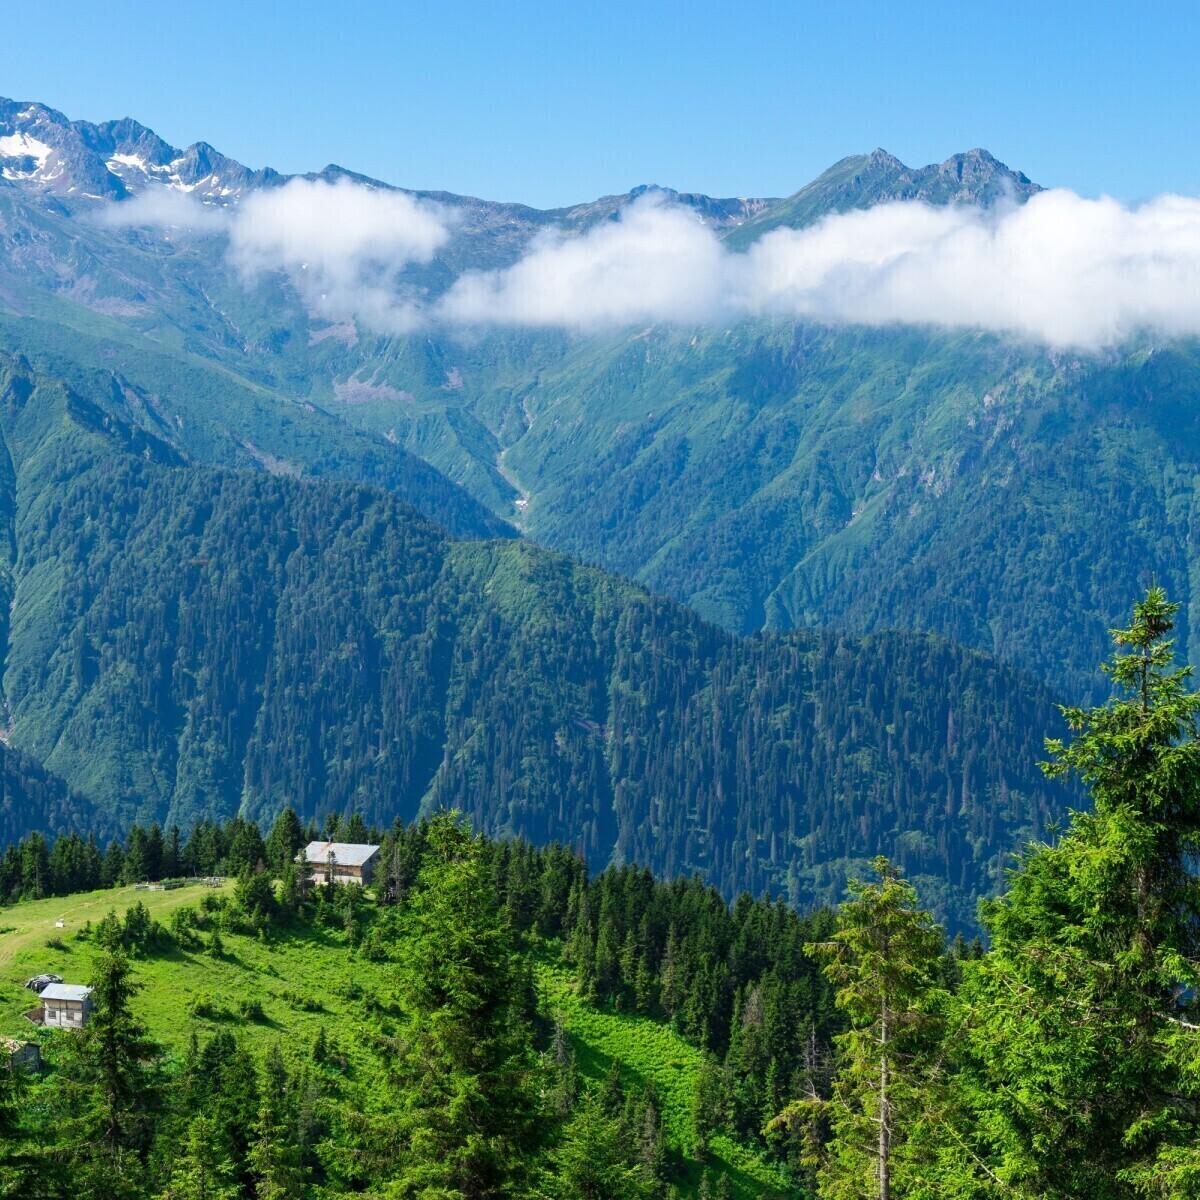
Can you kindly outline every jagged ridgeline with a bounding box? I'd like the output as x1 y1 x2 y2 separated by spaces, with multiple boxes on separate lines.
0 359 1068 921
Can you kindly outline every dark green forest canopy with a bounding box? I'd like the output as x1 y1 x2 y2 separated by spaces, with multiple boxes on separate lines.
0 359 1071 922
4 161 1199 709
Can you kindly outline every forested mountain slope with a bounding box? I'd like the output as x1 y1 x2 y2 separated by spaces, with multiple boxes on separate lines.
0 357 1068 922
0 741 98 850
3 99 1185 704
482 325 1200 704
0 185 513 541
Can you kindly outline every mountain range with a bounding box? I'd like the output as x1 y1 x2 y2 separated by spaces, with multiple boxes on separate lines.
3 93 1178 920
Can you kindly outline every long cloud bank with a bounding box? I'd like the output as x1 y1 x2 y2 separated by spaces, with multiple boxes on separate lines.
101 178 1200 350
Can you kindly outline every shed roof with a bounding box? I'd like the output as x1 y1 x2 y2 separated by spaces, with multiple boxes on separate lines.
40 983 92 1003
300 841 380 868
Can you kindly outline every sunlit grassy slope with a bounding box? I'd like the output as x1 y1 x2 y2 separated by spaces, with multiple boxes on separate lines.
0 885 791 1198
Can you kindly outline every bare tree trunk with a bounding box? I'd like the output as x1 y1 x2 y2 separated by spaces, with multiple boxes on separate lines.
879 998 891 1200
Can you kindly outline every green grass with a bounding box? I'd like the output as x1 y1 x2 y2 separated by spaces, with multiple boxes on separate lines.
538 956 793 1200
1 887 794 1197
0 883 394 1063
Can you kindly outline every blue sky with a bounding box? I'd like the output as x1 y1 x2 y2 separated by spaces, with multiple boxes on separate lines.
7 0 1200 207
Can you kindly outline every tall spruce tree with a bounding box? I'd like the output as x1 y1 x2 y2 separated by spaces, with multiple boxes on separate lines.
248 1045 307 1200
0 1050 39 1195
548 1094 653 1200
158 1112 240 1200
385 813 540 1199
54 948 162 1198
959 588 1200 1198
771 858 944 1200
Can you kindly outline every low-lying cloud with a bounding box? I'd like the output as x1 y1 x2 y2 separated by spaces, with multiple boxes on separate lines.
440 200 728 327
230 179 449 331
101 176 1200 350
99 188 231 233
441 190 1200 349
103 177 449 332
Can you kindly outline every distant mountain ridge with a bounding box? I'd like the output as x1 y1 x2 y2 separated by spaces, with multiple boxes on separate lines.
723 146 1041 246
10 90 1175 716
0 94 1038 241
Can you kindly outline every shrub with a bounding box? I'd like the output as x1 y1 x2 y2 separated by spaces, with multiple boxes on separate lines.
170 905 200 946
187 993 236 1022
239 998 266 1022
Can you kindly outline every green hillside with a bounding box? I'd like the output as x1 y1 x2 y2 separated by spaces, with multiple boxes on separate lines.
0 358 1070 921
0 823 812 1198
0 894 786 1197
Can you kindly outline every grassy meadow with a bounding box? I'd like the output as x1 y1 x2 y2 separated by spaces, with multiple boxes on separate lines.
0 882 790 1198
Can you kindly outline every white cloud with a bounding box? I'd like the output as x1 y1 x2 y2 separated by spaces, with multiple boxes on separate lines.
95 178 1200 350
439 189 1200 350
97 189 231 233
438 199 728 327
98 177 451 333
735 190 1200 349
229 178 450 332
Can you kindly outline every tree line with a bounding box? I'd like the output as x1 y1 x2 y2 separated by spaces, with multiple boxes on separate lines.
4 590 1197 1197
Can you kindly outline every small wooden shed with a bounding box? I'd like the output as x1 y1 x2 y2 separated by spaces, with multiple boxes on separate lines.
2 1036 41 1071
37 983 93 1029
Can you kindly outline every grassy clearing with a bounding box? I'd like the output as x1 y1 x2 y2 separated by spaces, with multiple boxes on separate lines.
1 886 793 1197
0 882 394 1063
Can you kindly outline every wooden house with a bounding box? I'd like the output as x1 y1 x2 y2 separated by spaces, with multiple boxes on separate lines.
33 983 93 1029
298 841 380 886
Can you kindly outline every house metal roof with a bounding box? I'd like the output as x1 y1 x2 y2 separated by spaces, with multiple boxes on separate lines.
40 983 92 1003
300 841 380 867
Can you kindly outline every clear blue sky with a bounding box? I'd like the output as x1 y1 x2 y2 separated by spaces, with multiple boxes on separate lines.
6 0 1200 208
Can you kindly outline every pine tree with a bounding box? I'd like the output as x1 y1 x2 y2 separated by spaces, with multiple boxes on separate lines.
549 1015 579 1118
385 814 541 1198
265 807 304 876
145 824 165 882
158 1113 240 1200
0 1049 40 1194
771 858 943 1200
549 1094 652 1200
123 826 147 884
235 868 277 933
54 948 162 1198
961 588 1200 1198
279 862 301 915
248 1045 307 1200
311 1026 328 1065
102 839 125 888
691 1056 723 1161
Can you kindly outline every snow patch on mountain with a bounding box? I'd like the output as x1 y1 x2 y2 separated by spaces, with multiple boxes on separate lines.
0 132 54 180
